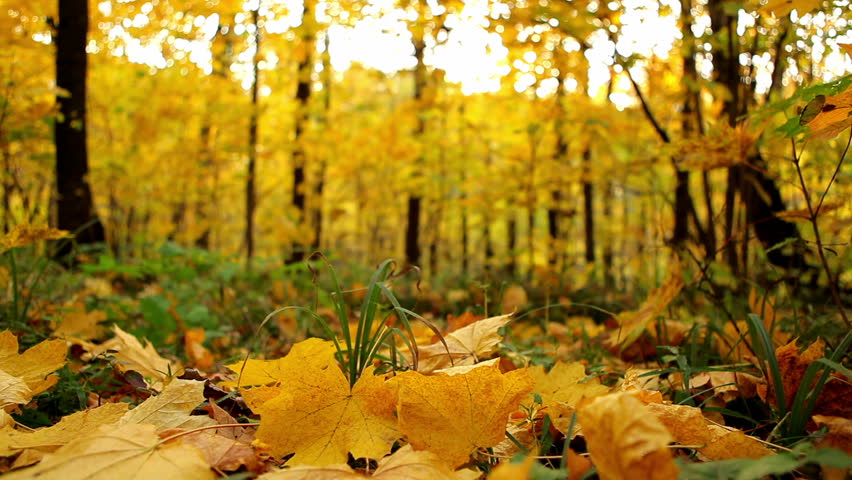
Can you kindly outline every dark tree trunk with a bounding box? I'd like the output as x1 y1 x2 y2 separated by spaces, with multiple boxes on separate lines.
311 32 331 255
506 215 516 277
288 0 314 264
582 147 595 264
245 7 260 263
54 0 105 259
405 32 426 267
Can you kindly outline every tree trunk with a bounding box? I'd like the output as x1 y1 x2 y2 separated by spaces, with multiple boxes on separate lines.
405 28 426 267
245 7 260 263
582 147 595 264
288 0 315 264
311 32 331 255
54 0 106 260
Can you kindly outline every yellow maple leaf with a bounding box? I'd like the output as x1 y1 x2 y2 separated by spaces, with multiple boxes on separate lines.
3 403 129 467
394 364 534 468
646 403 711 446
527 361 610 434
0 331 66 406
579 392 679 480
0 224 72 254
417 313 513 373
224 337 338 389
120 379 215 431
84 325 180 390
2 423 214 480
258 445 479 480
232 339 399 466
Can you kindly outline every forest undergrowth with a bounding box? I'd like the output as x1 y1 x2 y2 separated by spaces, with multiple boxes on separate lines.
1 231 851 479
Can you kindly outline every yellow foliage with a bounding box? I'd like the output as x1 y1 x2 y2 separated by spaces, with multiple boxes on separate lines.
393 364 534 468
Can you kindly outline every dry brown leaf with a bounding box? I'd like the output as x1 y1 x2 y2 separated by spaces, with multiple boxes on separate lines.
164 428 262 473
612 261 684 349
120 379 215 431
0 331 66 405
394 364 534 468
579 392 679 480
2 423 214 480
0 369 31 408
646 403 711 446
814 415 852 480
416 313 513 373
699 424 773 460
86 325 180 390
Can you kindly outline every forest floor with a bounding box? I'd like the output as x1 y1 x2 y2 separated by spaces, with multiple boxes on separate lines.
1 235 851 479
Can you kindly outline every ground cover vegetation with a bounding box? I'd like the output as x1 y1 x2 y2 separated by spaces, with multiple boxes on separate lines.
2 0 852 478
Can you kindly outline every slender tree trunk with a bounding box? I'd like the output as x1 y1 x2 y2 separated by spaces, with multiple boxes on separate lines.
288 0 315 263
245 7 260 263
54 0 106 260
405 27 426 267
506 214 516 277
311 32 331 254
582 146 595 264
548 57 568 268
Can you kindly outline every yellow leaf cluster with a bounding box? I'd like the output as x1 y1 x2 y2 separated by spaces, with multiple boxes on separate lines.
0 224 72 254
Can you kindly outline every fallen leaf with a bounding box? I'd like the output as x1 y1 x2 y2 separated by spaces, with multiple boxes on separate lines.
183 329 215 370
579 392 679 480
487 456 535 480
52 305 106 340
813 415 852 480
234 339 399 465
699 424 773 460
0 331 66 404
120 379 215 431
394 364 534 468
2 423 214 480
416 313 513 373
527 361 610 433
224 337 338 389
0 369 31 408
500 284 528 313
258 445 478 480
3 403 129 467
646 403 710 446
612 261 684 349
86 325 180 390
164 429 262 473
0 224 71 254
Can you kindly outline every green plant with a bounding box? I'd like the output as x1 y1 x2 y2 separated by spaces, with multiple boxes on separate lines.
246 257 445 386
